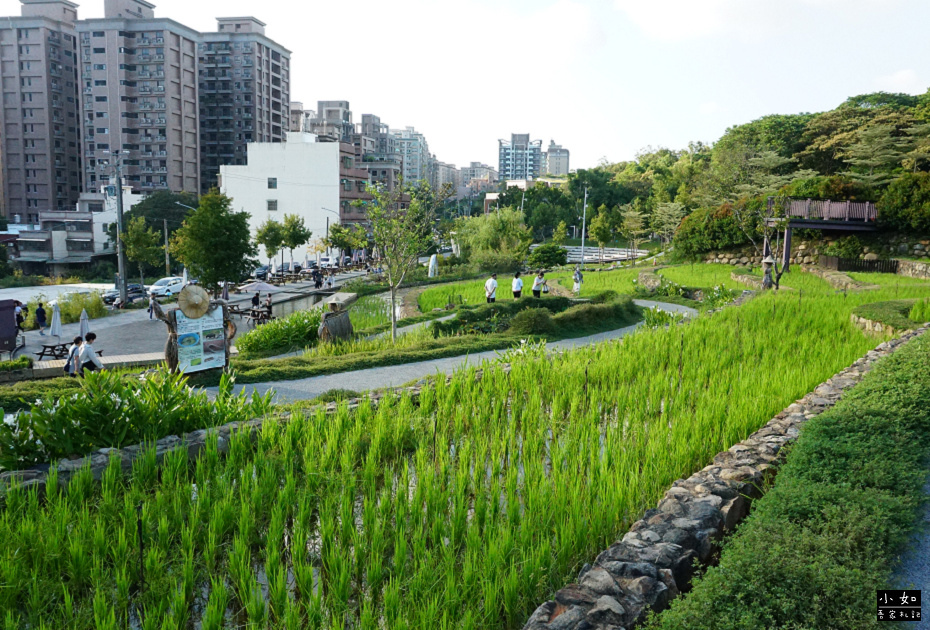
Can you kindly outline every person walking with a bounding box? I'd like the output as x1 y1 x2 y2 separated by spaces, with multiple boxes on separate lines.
14 302 24 333
265 293 273 313
78 332 105 375
148 294 156 320
512 272 523 299
64 336 83 377
573 266 584 295
485 273 498 303
35 303 47 336
532 271 547 298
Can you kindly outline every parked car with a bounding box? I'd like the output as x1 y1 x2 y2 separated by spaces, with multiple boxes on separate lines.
149 276 185 297
319 256 336 269
253 265 270 280
103 283 146 305
279 263 291 274
343 256 352 266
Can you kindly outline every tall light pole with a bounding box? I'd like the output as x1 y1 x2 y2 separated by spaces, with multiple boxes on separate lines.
103 150 130 303
321 206 339 258
175 201 197 276
580 187 588 269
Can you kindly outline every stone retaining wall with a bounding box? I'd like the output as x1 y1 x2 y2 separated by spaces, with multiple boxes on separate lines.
850 313 904 337
898 259 930 280
800 265 874 290
522 328 926 630
730 272 762 290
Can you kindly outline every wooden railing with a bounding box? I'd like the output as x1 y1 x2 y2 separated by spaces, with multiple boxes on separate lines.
768 197 877 222
819 255 898 274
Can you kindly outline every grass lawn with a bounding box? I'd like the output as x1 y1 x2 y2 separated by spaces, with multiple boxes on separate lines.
657 263 749 291
848 271 930 287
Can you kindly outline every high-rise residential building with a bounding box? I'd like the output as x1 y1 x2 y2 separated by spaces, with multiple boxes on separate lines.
0 0 82 225
461 161 498 184
498 133 542 181
433 160 459 190
289 101 313 133
198 17 290 194
544 140 570 176
76 0 200 195
307 100 353 143
355 114 402 191
392 126 431 185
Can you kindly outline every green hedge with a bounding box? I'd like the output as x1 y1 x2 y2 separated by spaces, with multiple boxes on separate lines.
649 333 930 629
878 172 930 233
672 205 749 259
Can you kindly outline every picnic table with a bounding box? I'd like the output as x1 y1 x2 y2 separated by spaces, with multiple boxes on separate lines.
36 342 69 360
246 309 275 326
227 304 247 318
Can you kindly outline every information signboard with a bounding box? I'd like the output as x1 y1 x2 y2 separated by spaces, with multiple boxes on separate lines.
175 308 226 373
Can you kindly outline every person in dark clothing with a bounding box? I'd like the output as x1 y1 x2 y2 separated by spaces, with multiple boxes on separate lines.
35 303 47 336
251 292 260 308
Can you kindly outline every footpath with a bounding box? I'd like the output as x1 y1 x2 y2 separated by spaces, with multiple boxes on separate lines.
219 299 696 403
895 476 930 628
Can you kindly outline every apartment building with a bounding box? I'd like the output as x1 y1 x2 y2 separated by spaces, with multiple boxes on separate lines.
198 17 290 193
354 113 402 192
498 133 543 181
76 0 200 196
433 160 459 190
307 100 354 143
0 0 82 225
289 101 313 133
461 161 498 184
544 140 570 176
392 126 431 185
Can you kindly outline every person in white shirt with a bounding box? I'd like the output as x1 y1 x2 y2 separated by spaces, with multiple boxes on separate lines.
484 274 498 303
64 336 83 377
573 266 584 295
512 272 523 299
77 332 105 375
532 271 548 298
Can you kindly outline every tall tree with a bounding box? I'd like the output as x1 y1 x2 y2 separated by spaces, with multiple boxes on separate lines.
552 220 568 246
368 183 449 341
122 216 163 288
903 123 930 173
618 206 649 266
170 190 257 293
651 202 687 256
254 219 285 267
588 211 613 263
842 124 908 186
281 214 313 267
325 223 367 260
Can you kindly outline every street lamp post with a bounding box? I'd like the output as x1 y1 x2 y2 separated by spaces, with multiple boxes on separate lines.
321 206 339 258
103 150 130 303
175 202 197 276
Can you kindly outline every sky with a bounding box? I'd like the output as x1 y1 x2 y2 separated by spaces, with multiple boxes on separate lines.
5 0 930 170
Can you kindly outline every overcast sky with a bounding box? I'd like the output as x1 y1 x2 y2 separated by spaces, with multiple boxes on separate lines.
6 0 930 170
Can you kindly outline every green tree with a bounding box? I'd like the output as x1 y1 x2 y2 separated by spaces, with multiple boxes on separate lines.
368 183 448 341
122 216 163 288
552 220 568 246
281 214 313 267
651 202 687 255
254 219 285 267
325 223 367 259
588 211 614 263
842 124 908 187
453 207 533 264
170 190 257 292
618 206 648 266
528 242 568 268
903 122 930 173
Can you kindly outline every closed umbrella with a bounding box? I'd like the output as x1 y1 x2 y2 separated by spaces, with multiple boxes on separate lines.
79 308 90 338
271 259 278 275
182 267 189 285
221 282 229 301
49 304 63 340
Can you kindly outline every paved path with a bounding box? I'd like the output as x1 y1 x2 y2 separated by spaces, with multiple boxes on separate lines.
894 475 930 627
218 300 696 403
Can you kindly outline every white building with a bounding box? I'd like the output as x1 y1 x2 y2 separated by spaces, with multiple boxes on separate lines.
219 132 340 262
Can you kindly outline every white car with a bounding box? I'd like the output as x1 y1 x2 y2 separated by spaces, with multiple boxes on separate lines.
149 276 185 297
319 257 338 269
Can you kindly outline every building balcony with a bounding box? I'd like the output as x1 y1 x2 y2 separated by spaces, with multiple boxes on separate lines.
65 231 94 241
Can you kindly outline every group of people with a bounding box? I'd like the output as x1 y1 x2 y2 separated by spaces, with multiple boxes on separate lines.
309 269 336 290
63 333 104 377
250 292 275 316
484 267 584 303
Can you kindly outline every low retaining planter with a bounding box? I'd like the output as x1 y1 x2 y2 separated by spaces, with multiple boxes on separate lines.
522 328 926 630
801 265 875 290
850 313 905 336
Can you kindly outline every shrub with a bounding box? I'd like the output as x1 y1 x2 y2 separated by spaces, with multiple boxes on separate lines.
0 368 273 470
23 291 107 329
470 249 524 274
783 175 875 201
823 235 864 259
909 297 930 323
507 308 555 335
551 295 639 331
0 356 32 372
236 308 324 357
315 388 360 403
528 243 568 269
877 172 930 233
643 306 687 328
673 204 749 258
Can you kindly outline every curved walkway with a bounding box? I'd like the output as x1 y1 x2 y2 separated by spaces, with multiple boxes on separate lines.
894 476 930 629
221 300 696 404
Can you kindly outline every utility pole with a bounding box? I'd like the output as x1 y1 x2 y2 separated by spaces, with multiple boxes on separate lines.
163 219 170 275
580 186 588 269
106 151 129 304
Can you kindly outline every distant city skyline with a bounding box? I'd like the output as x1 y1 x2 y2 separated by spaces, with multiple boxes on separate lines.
1 0 928 170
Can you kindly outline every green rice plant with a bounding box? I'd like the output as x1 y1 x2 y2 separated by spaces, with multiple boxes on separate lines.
643 306 687 328
909 296 930 323
348 295 392 330
23 291 107 330
235 308 324 357
658 263 747 290
849 271 930 287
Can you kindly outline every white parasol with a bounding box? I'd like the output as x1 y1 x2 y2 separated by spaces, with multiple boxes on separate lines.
79 308 91 338
49 304 63 340
238 281 283 294
182 267 189 284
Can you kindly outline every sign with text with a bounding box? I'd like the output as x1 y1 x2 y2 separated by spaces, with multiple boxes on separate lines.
878 590 921 622
175 308 225 373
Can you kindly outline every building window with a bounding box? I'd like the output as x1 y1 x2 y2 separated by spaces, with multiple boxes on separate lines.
93 47 105 54
267 177 277 189
267 200 278 211
93 31 104 37
93 64 106 70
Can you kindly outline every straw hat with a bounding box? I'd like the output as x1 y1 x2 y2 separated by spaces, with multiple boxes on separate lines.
762 255 776 264
178 285 210 319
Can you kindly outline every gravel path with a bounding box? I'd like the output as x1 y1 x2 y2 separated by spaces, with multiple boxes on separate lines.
894 475 930 627
218 300 696 403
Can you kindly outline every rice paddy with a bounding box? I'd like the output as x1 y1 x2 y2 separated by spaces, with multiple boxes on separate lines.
657 263 750 290
4 267 929 628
